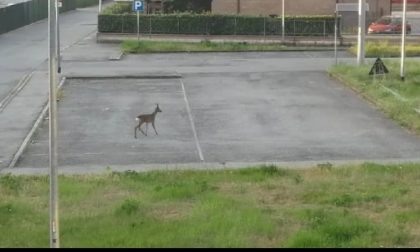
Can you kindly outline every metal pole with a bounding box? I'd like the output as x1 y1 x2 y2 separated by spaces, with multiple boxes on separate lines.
149 15 152 38
56 1 60 73
357 0 366 65
48 0 60 247
400 0 407 81
282 0 285 41
137 11 140 41
263 17 266 40
99 0 102 13
334 11 338 65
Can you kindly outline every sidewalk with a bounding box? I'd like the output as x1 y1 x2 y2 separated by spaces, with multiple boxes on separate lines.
0 5 116 169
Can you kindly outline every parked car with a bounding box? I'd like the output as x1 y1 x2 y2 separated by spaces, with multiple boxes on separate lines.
368 16 411 34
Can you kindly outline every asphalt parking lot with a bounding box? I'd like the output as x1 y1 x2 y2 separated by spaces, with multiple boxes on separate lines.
15 52 420 170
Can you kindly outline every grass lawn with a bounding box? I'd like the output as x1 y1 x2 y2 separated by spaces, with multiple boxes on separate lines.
349 42 420 58
329 60 420 135
121 40 334 54
1 163 420 248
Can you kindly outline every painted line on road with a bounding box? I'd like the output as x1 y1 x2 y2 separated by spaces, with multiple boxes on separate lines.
180 79 204 162
0 71 34 113
7 77 67 169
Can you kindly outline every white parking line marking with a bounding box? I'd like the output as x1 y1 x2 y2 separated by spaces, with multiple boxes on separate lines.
180 79 204 162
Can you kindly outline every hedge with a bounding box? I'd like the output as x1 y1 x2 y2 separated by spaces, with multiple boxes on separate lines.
98 14 340 36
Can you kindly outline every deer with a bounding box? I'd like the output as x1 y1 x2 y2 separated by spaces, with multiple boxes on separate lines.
134 104 162 139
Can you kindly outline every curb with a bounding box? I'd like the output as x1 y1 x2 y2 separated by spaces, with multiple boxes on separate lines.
7 77 67 169
65 74 182 79
97 32 351 47
4 158 420 175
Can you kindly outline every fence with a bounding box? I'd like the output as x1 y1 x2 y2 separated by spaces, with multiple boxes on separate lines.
0 0 97 35
99 14 340 37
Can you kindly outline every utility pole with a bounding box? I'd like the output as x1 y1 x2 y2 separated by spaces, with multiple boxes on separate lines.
400 0 407 81
99 0 102 13
357 0 366 65
48 0 60 248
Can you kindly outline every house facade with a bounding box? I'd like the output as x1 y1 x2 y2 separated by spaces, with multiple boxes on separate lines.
212 0 391 18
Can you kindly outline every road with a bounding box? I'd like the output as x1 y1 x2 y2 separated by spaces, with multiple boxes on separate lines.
0 6 99 102
0 4 118 168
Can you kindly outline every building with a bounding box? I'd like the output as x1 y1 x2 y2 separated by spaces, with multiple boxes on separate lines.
212 0 392 33
212 0 391 18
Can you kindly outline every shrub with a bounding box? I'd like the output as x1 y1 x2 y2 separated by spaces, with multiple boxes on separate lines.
98 12 339 36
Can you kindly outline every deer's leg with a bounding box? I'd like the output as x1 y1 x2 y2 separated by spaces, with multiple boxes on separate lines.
138 121 146 136
145 123 148 136
152 121 158 135
134 125 138 139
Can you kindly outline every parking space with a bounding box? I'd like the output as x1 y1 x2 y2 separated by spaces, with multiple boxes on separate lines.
184 71 420 163
17 78 200 167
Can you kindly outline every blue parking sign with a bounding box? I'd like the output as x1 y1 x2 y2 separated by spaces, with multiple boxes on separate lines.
133 0 144 12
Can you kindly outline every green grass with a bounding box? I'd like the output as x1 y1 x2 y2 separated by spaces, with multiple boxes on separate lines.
121 40 333 54
1 163 420 248
329 60 420 135
349 41 420 58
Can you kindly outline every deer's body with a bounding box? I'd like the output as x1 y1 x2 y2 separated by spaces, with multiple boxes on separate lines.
134 104 162 138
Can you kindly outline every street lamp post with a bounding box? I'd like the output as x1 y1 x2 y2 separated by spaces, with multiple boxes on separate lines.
48 0 60 248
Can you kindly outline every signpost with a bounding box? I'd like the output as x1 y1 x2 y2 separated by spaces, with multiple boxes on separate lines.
133 0 144 41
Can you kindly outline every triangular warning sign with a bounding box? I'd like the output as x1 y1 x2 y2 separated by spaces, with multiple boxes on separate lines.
369 58 389 75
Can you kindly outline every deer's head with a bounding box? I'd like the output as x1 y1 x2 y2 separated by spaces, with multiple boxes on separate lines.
155 104 162 113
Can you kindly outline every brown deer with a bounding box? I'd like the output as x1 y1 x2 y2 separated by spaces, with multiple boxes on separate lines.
134 104 162 138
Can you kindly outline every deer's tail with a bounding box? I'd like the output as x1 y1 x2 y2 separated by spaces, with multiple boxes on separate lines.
135 117 139 121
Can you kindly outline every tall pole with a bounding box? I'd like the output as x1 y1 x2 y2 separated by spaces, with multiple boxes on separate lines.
48 0 60 248
236 0 240 14
400 0 407 81
334 10 338 65
357 0 366 65
137 11 140 41
99 0 102 13
56 0 60 73
282 0 285 41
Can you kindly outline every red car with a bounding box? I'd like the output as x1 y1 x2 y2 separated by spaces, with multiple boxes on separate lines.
368 16 412 34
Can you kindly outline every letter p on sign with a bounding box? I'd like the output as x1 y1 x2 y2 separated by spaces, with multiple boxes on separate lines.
133 0 144 12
